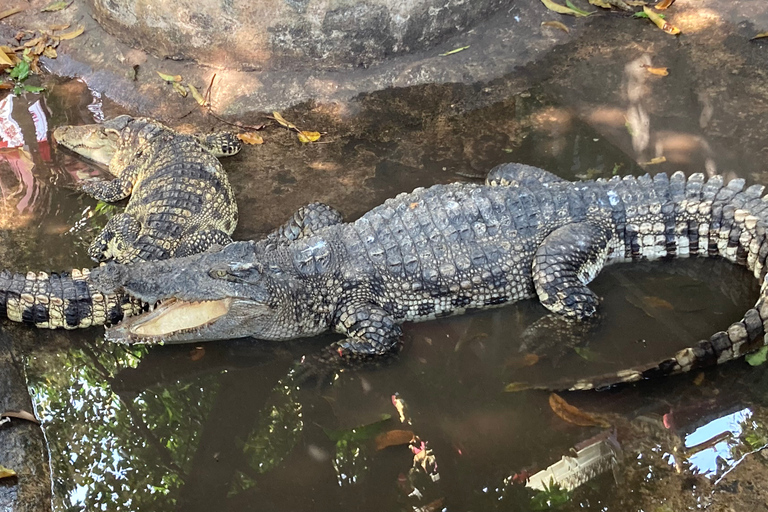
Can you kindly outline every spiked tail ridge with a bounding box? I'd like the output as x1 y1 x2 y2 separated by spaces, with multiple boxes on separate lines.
549 171 768 391
0 268 143 329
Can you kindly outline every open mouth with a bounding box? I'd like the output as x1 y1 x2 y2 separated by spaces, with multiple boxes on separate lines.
110 297 233 342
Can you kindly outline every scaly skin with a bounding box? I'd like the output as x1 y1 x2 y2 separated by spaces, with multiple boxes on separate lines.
88 164 768 390
54 115 241 264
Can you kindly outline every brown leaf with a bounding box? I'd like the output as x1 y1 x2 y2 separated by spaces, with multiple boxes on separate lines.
0 7 23 21
23 37 43 48
2 409 40 424
655 0 674 8
297 130 321 143
271 111 297 130
157 71 182 83
189 346 205 361
642 65 669 76
0 50 13 67
549 393 612 428
643 6 680 34
523 353 540 366
49 23 71 31
41 1 72 12
641 156 667 165
541 20 570 33
0 465 16 480
237 132 264 145
42 46 57 58
0 83 12 90
58 26 84 40
375 429 414 450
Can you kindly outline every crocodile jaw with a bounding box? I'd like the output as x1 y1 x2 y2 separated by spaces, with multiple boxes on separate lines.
106 298 233 344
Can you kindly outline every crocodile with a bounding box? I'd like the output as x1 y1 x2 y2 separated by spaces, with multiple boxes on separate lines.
85 163 768 390
54 115 241 264
0 116 242 330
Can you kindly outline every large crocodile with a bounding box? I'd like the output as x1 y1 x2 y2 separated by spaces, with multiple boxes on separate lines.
86 164 768 390
54 115 241 264
0 116 241 330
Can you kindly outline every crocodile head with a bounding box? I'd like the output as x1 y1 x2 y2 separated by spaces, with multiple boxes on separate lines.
53 115 166 173
90 241 300 344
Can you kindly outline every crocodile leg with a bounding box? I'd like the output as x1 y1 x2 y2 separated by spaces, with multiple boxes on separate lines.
88 212 141 263
262 202 344 248
80 175 134 202
175 229 233 257
533 222 616 319
194 132 243 157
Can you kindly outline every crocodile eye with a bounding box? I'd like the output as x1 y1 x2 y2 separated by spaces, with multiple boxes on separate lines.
210 269 228 279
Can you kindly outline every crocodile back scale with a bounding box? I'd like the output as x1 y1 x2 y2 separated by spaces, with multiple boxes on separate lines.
83 164 768 389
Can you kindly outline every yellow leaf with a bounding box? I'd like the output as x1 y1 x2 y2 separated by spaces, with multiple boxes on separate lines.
504 382 533 392
157 71 182 83
374 429 414 450
49 23 70 31
643 65 669 76
440 45 470 56
297 130 321 143
172 82 188 97
692 372 705 386
549 393 612 428
588 0 612 7
41 1 72 12
237 132 264 145
541 0 589 16
655 0 674 8
42 46 57 58
751 32 768 40
643 6 680 34
0 50 13 67
0 7 23 21
58 26 84 40
541 20 570 33
188 84 206 105
271 111 296 130
2 410 40 424
641 156 667 165
0 466 15 480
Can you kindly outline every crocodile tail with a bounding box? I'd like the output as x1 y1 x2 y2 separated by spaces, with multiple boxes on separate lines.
0 268 143 329
554 172 768 391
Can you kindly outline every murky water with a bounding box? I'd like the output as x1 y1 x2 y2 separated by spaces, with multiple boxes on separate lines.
3 68 768 512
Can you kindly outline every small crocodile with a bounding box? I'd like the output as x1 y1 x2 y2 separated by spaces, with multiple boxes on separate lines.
0 116 241 330
54 115 241 264
88 164 768 389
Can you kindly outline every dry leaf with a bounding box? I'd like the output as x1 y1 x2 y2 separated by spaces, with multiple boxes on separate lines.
172 82 187 97
41 1 72 12
188 84 206 106
655 0 674 8
643 6 680 34
504 382 533 392
692 372 705 386
588 0 612 8
237 132 264 145
540 0 589 16
42 46 57 58
440 45 470 56
0 466 16 480
157 71 182 83
643 65 669 76
2 410 40 424
58 26 84 40
0 7 23 21
641 156 667 165
523 353 540 366
297 130 321 143
49 23 70 31
23 37 43 49
375 429 414 450
541 20 570 33
549 393 612 427
642 296 673 308
0 50 13 67
189 346 205 361
271 111 297 130
751 32 768 40
0 83 12 90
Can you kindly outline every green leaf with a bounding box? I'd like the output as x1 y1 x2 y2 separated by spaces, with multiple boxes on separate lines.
41 1 73 12
440 45 470 56
9 60 30 81
746 346 768 367
322 414 392 443
23 84 44 93
565 0 594 15
633 11 665 18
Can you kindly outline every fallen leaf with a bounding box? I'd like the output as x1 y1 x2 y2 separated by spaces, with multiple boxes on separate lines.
297 130 321 143
188 84 206 106
523 353 540 366
541 0 590 16
541 20 570 33
41 1 72 12
58 26 84 40
375 429 414 450
271 111 296 130
641 156 667 165
549 393 612 427
237 132 264 145
0 83 12 90
504 382 533 392
392 393 411 424
589 0 613 7
2 410 40 424
157 71 182 83
23 37 44 49
42 46 57 58
49 23 70 31
643 6 680 34
189 346 205 361
0 466 16 479
692 372 705 386
746 346 768 366
0 50 13 67
565 0 594 15
440 45 470 56
172 82 187 97
0 7 23 21
655 0 674 8
643 65 669 76
751 32 768 41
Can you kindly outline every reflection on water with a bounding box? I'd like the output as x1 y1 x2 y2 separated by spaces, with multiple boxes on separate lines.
4 69 768 511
